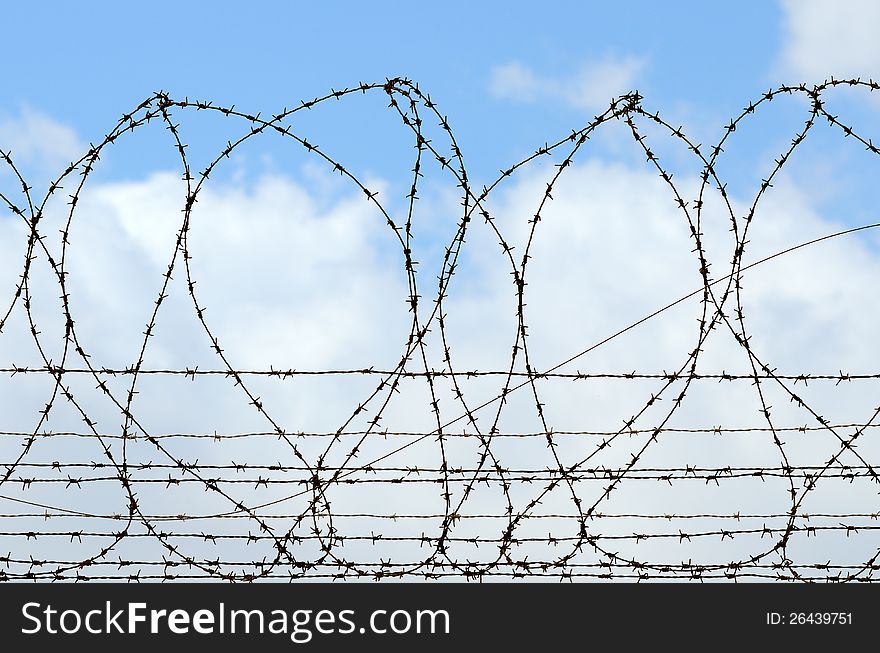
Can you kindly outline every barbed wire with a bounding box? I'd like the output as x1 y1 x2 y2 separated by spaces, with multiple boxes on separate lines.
1 77 880 581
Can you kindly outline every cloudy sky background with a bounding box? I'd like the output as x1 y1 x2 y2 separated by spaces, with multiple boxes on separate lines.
2 0 880 580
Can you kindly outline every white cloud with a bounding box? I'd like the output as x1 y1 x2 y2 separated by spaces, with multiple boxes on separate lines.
0 107 84 172
778 0 880 81
490 55 646 110
1 137 879 577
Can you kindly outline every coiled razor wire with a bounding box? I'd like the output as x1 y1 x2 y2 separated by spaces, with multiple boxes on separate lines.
0 78 879 581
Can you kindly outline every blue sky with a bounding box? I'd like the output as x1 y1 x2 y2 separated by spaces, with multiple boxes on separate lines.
1 1 788 182
4 0 878 225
